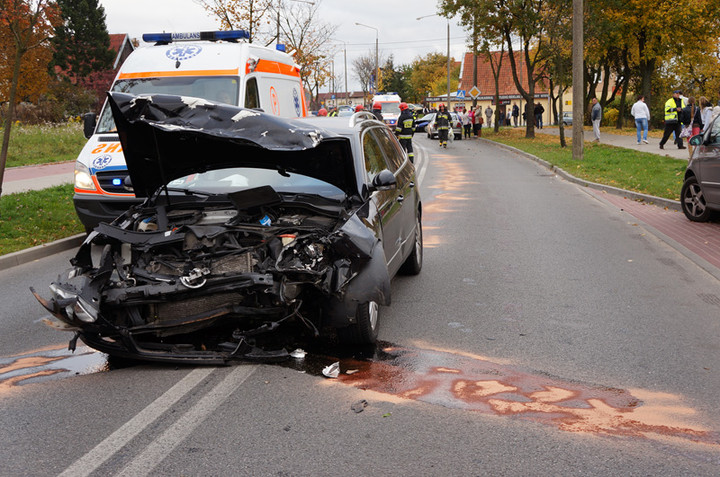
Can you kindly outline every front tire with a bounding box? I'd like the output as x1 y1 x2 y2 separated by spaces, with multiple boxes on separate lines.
681 176 712 222
337 301 379 345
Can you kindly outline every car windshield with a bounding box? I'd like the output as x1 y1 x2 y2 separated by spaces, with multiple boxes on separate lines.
96 76 240 134
167 167 346 201
380 103 401 114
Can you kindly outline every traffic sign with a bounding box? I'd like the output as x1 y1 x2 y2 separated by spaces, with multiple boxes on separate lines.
468 86 481 98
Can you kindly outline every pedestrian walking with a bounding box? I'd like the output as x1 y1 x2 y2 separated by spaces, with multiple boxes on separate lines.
659 90 686 150
700 96 714 133
468 107 475 137
591 98 602 142
682 97 702 157
534 102 545 129
436 103 452 148
485 106 493 128
394 102 415 163
511 103 519 127
474 108 483 136
630 95 650 144
460 108 472 138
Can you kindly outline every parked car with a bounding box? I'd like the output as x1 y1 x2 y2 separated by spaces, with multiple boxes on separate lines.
681 114 720 222
425 112 463 140
414 113 434 133
561 111 572 126
33 94 423 364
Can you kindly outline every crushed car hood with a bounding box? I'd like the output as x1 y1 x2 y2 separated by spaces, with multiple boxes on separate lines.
108 92 360 198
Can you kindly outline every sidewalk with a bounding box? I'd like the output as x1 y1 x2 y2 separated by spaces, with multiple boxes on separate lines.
1 161 75 196
535 126 691 161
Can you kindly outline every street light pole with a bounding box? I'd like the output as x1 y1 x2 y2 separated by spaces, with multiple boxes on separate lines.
355 22 379 95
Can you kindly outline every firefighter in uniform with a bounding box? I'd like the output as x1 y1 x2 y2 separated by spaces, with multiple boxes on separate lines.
436 103 452 148
395 102 415 163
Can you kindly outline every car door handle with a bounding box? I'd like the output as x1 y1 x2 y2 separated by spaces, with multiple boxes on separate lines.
397 195 404 203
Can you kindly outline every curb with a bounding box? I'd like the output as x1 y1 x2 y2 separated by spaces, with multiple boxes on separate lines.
0 234 85 272
481 138 682 212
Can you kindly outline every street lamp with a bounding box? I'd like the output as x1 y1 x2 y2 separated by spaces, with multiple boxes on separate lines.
330 39 349 106
355 22 379 95
417 14 450 110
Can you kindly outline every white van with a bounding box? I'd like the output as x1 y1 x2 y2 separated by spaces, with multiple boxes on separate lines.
371 93 402 127
74 30 308 231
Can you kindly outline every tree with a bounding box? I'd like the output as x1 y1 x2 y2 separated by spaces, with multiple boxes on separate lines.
353 50 386 102
195 0 271 43
50 0 114 81
406 52 449 102
276 0 336 107
442 0 550 138
0 0 60 197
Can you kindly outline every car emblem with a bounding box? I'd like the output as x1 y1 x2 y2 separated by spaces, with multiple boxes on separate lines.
166 45 202 61
92 155 112 169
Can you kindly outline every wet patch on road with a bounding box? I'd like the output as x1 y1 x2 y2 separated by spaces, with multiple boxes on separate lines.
290 341 720 448
0 345 124 394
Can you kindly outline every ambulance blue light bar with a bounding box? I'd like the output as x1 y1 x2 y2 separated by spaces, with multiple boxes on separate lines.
142 30 250 43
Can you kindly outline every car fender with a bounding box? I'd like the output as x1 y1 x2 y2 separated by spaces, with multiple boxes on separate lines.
323 238 391 327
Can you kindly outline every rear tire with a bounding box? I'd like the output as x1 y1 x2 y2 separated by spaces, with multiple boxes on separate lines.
337 301 379 345
399 213 423 275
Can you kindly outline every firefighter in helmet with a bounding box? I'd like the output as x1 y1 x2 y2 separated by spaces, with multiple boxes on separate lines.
395 102 415 163
436 103 452 148
371 102 384 121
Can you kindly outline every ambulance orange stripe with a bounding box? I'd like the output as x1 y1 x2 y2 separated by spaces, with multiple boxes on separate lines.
118 68 240 79
247 60 300 77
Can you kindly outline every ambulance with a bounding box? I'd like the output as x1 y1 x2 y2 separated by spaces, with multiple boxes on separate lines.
371 92 402 127
74 30 308 232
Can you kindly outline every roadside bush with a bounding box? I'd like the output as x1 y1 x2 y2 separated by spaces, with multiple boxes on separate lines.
603 107 619 127
0 80 97 124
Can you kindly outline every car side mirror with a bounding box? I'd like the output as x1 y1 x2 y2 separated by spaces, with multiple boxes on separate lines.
689 134 704 146
83 113 97 139
370 169 397 191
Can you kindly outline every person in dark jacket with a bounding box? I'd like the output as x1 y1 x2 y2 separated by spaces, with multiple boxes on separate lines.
395 102 415 162
371 102 384 121
436 104 452 148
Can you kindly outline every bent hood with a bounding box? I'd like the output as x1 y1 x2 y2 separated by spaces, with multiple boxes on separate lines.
108 92 359 198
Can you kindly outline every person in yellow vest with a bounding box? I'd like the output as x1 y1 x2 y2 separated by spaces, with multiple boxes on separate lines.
659 90 686 150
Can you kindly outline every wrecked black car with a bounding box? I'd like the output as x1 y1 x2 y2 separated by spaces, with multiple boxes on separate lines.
33 93 422 364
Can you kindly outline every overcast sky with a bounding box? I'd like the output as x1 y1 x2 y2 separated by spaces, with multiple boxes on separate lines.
98 0 469 91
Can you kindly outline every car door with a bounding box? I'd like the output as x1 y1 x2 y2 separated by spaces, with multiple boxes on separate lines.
368 126 417 276
695 115 720 205
362 127 404 273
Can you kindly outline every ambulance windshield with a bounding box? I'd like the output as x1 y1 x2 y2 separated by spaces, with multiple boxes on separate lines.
96 76 239 133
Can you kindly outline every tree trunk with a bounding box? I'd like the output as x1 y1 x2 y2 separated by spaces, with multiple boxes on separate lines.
0 46 25 197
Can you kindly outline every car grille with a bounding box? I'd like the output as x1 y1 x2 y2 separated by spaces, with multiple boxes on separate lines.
96 170 132 194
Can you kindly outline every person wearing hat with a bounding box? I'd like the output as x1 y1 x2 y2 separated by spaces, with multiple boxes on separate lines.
659 90 687 150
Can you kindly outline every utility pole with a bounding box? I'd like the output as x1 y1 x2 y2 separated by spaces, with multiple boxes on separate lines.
572 0 584 160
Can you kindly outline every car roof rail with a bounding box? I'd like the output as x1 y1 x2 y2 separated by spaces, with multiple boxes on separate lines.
348 111 377 127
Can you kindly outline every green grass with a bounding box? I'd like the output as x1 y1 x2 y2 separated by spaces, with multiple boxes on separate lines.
1 122 86 167
0 184 84 255
483 128 686 201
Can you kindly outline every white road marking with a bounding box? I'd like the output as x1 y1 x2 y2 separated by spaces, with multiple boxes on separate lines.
116 365 256 477
58 367 215 477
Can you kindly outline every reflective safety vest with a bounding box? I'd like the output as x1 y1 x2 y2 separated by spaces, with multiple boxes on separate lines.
664 97 685 122
436 111 451 130
395 109 415 139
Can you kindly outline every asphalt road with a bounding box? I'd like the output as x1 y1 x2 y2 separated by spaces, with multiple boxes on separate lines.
2 136 719 476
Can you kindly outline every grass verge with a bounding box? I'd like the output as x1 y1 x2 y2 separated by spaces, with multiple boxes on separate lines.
0 183 84 256
483 128 686 201
2 122 85 167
